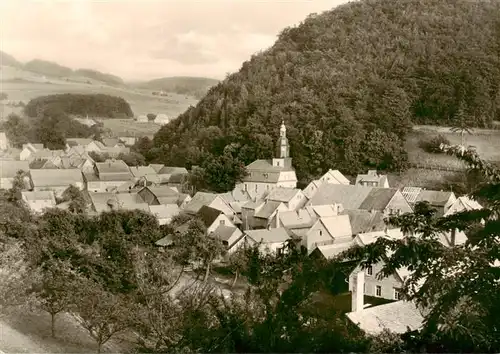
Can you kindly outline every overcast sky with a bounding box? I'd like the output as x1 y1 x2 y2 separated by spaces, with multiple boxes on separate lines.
0 0 350 81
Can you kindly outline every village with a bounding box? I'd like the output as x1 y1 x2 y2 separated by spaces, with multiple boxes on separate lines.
0 120 483 338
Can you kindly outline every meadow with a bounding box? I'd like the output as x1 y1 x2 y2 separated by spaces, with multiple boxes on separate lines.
99 118 161 138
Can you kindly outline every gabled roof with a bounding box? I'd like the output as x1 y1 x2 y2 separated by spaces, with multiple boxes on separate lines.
322 169 350 184
443 196 482 217
415 190 455 207
401 187 422 204
279 209 315 229
315 241 355 259
141 186 179 198
245 228 290 244
0 160 29 178
149 164 164 173
242 199 266 210
66 138 93 147
305 204 340 218
115 193 145 206
308 184 373 210
346 301 424 335
319 215 353 239
340 209 387 235
30 169 83 187
266 187 301 203
149 204 181 220
23 143 44 151
355 170 388 187
218 189 251 204
130 166 157 178
246 159 293 172
102 138 120 147
183 192 220 214
158 166 188 175
210 225 242 242
197 205 223 227
254 201 282 219
358 188 398 211
120 202 150 212
155 235 174 247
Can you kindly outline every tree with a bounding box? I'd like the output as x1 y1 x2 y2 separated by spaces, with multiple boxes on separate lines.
74 280 134 353
117 151 146 166
30 258 78 338
88 151 111 162
450 100 475 146
227 247 249 288
62 185 87 213
2 113 32 148
8 170 27 203
201 151 248 193
341 144 500 352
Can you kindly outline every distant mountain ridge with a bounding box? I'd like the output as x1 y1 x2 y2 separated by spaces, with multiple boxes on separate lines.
0 50 219 96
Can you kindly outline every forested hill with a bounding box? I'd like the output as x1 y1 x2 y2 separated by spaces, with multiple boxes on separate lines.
152 0 500 183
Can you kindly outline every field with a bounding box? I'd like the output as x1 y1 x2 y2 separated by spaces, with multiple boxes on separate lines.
0 66 198 120
99 118 161 138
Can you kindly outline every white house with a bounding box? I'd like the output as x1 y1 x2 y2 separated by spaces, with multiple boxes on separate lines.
154 114 170 125
19 143 44 161
319 169 350 185
29 169 84 197
183 192 235 216
303 215 353 254
136 115 149 123
0 160 30 189
21 191 57 214
234 121 297 200
211 225 244 254
198 205 235 234
149 204 181 225
0 132 9 150
243 228 291 255
355 170 390 188
266 187 306 211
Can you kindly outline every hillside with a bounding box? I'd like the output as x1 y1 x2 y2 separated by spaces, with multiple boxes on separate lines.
152 0 500 183
74 68 125 86
0 50 22 68
132 76 220 99
24 59 74 78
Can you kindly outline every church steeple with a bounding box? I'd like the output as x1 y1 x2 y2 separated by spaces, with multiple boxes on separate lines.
278 120 289 158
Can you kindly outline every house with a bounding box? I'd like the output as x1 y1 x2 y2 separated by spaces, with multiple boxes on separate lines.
149 164 165 173
303 215 353 254
266 187 306 211
198 205 235 234
243 228 291 255
130 166 158 180
340 209 387 235
319 169 350 185
402 187 456 216
20 143 44 161
154 113 170 125
118 137 136 147
149 204 181 225
21 191 56 214
309 242 357 261
156 166 189 184
86 159 133 192
29 169 84 197
86 140 107 154
183 192 235 216
305 204 343 219
241 200 288 230
138 186 178 205
308 184 413 216
0 160 30 189
355 170 390 188
277 209 315 239
303 180 324 200
0 132 9 150
88 191 147 213
210 225 244 254
234 121 297 199
136 115 148 123
444 196 482 216
66 138 93 150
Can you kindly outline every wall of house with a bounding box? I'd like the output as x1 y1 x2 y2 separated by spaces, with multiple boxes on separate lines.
226 232 245 254
34 184 83 198
241 207 255 231
138 189 158 205
304 221 335 254
87 180 129 193
19 149 32 161
278 171 297 183
349 262 403 301
385 192 413 215
303 182 320 200
242 181 277 198
209 197 235 216
286 191 306 211
26 200 55 213
208 214 233 234
259 241 287 255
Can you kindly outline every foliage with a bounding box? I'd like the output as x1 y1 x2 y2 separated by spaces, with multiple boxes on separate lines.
150 0 500 181
117 151 146 166
0 92 7 100
0 241 31 315
147 113 157 121
24 93 133 118
1 113 32 148
24 59 73 77
340 145 500 352
62 185 87 213
135 77 219 99
88 151 111 162
419 134 451 154
74 68 124 86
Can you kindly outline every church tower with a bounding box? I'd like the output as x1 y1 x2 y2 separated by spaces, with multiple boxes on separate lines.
272 120 292 168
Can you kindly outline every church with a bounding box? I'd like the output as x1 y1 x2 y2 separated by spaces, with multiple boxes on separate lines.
234 121 298 199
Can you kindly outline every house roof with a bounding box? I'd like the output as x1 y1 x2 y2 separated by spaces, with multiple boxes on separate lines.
130 166 157 178
308 184 373 210
267 187 301 203
323 169 350 184
355 170 388 186
155 235 174 247
443 196 482 217
102 138 120 147
358 188 398 211
120 202 150 212
67 138 93 147
401 187 422 204
158 166 188 175
228 201 246 214
149 164 164 173
96 159 130 174
315 241 355 259
218 189 251 204
115 193 145 205
341 210 387 235
210 225 242 242
30 168 83 187
23 143 44 151
184 192 219 214
279 209 315 229
416 190 455 207
0 160 30 178
88 192 117 213
346 300 424 335
198 205 223 227
21 190 56 202
242 199 266 210
305 204 340 218
143 186 179 198
320 215 353 239
149 204 181 220
246 228 291 244
254 201 282 219
246 159 293 172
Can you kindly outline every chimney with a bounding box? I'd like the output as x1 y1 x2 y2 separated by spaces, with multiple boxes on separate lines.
351 269 365 312
275 209 280 228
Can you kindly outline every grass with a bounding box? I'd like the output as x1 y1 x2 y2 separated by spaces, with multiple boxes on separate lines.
99 118 162 138
0 77 198 120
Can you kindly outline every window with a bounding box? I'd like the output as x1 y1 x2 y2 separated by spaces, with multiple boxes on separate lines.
220 219 225 225
394 288 401 300
366 266 373 276
255 185 258 192
244 184 247 192
376 285 382 297
276 247 283 256
363 283 366 294
277 161 280 166
319 230 322 236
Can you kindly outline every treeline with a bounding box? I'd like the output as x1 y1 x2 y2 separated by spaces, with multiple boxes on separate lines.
1 146 499 353
1 110 102 149
24 93 134 118
148 0 500 185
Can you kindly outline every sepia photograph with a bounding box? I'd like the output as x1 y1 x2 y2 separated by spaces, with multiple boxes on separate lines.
0 0 499 352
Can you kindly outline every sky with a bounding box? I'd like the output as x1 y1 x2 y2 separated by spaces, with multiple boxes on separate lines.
0 0 350 81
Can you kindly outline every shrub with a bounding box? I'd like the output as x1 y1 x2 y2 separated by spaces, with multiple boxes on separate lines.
419 135 450 154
